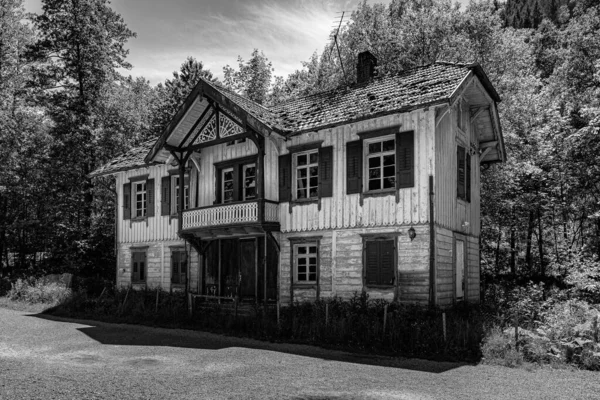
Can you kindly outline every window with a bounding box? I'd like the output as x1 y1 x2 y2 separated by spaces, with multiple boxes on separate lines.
215 156 258 204
457 145 471 202
455 237 466 300
293 150 319 200
365 135 395 192
243 163 256 200
131 251 146 283
135 182 147 217
171 249 187 285
172 175 190 214
293 243 318 284
123 177 154 220
364 237 395 287
346 129 414 198
278 145 333 203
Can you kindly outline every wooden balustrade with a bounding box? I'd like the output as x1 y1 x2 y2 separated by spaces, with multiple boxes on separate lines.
182 200 279 230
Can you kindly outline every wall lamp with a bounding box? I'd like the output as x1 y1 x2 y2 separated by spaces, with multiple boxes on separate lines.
408 226 416 241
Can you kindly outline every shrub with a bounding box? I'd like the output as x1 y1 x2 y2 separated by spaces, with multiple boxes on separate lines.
481 327 523 367
8 278 71 304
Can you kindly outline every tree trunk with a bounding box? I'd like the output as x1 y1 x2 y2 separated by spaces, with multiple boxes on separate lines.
510 227 516 276
495 225 502 275
525 210 534 272
538 206 545 277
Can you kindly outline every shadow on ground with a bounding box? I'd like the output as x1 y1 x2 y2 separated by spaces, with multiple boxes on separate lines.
30 313 467 373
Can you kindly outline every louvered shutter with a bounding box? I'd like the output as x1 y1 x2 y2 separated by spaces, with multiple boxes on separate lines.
365 241 380 285
161 176 170 216
139 252 146 281
346 140 363 194
146 179 155 217
278 154 292 202
396 131 414 189
379 240 395 286
318 146 333 198
123 183 131 220
457 146 466 200
466 152 471 202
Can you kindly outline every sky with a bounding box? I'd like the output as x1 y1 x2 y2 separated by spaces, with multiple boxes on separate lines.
23 0 470 86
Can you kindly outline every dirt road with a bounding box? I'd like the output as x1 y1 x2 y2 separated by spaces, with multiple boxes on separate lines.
0 307 598 399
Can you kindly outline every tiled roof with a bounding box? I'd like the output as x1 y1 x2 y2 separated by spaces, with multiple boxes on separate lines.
89 140 156 177
93 62 496 176
270 62 473 134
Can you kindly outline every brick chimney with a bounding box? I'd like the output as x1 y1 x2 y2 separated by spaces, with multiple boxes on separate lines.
356 51 377 84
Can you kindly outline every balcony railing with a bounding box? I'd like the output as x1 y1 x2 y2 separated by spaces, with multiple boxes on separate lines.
182 199 279 231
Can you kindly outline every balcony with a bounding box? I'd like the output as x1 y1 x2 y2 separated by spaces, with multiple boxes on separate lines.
181 199 279 235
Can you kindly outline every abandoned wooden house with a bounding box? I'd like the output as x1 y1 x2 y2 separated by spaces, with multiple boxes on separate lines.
91 52 505 306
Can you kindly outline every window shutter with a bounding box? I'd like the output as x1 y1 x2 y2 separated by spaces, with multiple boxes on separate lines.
140 252 146 281
365 241 380 285
466 152 471 202
278 153 292 202
146 179 155 217
161 176 170 216
396 131 414 189
379 240 395 286
457 146 466 200
318 146 333 198
346 140 363 194
123 183 131 220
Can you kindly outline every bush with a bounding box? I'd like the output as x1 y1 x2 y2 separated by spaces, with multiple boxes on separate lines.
7 278 71 304
481 327 523 367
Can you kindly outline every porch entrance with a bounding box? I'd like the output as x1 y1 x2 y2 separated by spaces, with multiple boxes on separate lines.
202 235 278 302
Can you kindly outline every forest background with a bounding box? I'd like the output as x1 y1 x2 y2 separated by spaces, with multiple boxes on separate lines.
1 0 599 304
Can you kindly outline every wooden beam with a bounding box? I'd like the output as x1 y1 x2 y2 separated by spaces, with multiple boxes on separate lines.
185 132 252 152
480 140 498 148
180 103 213 149
470 107 487 124
479 147 492 164
435 106 450 128
186 108 216 148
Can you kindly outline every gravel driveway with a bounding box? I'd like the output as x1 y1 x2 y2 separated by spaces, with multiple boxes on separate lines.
0 307 598 400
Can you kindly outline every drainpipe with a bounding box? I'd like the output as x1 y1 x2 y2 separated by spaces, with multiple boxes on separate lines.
429 175 436 307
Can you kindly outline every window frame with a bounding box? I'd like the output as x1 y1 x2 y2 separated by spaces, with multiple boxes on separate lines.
131 250 147 284
221 167 235 204
171 175 190 215
293 242 319 285
457 144 471 203
363 134 396 194
134 181 147 218
362 235 397 289
292 149 319 201
288 236 322 294
214 155 259 204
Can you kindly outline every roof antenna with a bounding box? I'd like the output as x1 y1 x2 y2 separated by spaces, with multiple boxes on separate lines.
329 11 348 85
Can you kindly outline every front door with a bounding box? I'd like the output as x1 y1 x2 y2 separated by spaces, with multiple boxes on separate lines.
239 238 256 299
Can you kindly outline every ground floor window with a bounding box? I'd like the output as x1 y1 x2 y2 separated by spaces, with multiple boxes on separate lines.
293 243 318 284
131 250 147 283
363 237 395 287
171 249 187 285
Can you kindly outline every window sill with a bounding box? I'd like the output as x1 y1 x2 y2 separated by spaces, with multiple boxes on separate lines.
291 198 318 205
131 281 147 285
131 217 147 222
364 284 395 289
363 190 395 198
293 283 318 289
457 198 471 205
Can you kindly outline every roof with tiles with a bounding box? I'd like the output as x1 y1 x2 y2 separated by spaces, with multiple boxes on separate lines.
270 62 476 135
89 140 156 177
92 62 497 177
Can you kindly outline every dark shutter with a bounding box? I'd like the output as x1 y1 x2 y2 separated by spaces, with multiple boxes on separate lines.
365 241 380 285
215 168 222 204
318 146 333 198
466 152 471 202
396 131 414 189
139 252 146 281
379 240 395 286
457 146 466 200
278 153 292 202
161 176 170 216
146 179 155 217
123 183 131 220
346 140 363 194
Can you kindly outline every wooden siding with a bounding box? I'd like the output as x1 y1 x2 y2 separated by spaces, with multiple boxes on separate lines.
278 110 435 233
117 240 199 292
279 225 430 305
434 102 481 236
435 226 480 306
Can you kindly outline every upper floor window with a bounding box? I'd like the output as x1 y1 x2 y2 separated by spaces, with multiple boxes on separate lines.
278 145 333 203
365 135 395 192
135 182 147 217
346 129 414 199
172 175 190 213
215 156 258 204
123 176 155 220
457 145 471 202
293 150 319 200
